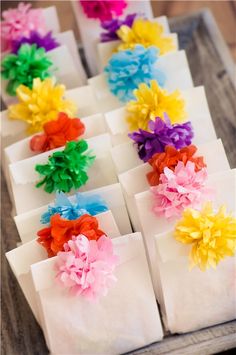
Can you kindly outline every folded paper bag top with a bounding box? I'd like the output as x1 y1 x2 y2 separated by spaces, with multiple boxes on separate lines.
30 232 163 354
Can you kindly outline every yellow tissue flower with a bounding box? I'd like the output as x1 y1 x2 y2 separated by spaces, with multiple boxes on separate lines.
8 78 77 134
126 80 186 131
117 18 176 55
175 202 236 271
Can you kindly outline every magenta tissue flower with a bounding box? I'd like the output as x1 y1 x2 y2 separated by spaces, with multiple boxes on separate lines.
55 235 119 301
129 114 194 162
80 0 127 22
12 31 59 54
151 161 213 219
0 2 46 52
100 13 137 42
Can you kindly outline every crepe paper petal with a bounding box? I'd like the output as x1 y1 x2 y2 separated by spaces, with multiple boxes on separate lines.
12 31 59 54
55 234 118 301
41 191 108 224
0 2 46 52
117 18 176 55
147 145 206 187
1 44 53 96
104 45 166 103
100 13 137 42
174 202 236 271
80 0 127 21
30 112 85 153
151 161 213 219
126 80 186 131
37 214 106 257
8 78 77 134
35 140 95 194
129 114 194 162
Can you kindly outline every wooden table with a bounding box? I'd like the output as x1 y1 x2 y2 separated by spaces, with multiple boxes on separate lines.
1 9 236 355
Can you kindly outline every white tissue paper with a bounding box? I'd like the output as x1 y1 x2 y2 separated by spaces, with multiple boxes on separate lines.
6 210 120 325
135 168 236 331
14 183 132 244
71 0 154 76
105 86 217 146
8 134 117 215
30 232 163 354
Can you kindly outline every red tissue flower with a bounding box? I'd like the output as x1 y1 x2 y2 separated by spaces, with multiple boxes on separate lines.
80 0 127 22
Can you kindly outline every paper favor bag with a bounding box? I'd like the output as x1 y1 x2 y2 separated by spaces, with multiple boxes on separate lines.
119 139 230 232
105 86 217 146
6 210 120 325
42 6 60 34
89 50 193 109
9 134 117 215
71 0 154 76
15 183 132 244
154 230 236 333
31 232 163 354
135 168 236 308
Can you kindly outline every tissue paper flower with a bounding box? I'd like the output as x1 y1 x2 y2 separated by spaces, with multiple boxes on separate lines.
12 31 59 54
1 44 53 96
152 161 212 219
117 18 175 55
8 78 77 134
100 13 136 42
0 2 46 51
55 235 118 300
175 203 236 270
35 140 95 193
41 191 108 224
80 0 127 21
30 112 85 153
129 114 193 162
105 45 165 102
147 145 206 186
37 214 106 257
126 80 186 131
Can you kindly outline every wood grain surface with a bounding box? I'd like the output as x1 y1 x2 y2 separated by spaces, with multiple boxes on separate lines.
1 7 236 355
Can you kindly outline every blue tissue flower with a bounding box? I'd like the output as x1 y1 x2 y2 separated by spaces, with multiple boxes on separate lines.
41 192 108 224
104 45 166 103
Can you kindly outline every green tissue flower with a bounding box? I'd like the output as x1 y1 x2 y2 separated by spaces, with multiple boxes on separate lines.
1 43 53 96
35 140 96 194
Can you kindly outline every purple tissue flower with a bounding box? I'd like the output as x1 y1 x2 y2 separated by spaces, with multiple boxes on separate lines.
128 114 194 162
12 31 59 54
100 13 137 42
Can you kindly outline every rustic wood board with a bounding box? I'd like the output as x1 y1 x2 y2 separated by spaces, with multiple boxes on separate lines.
1 9 236 355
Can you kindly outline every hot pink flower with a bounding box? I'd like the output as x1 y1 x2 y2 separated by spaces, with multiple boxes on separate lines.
55 235 119 301
1 2 46 51
151 161 213 219
80 0 127 21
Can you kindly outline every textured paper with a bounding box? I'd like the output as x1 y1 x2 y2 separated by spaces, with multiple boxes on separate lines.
9 134 117 215
71 0 154 76
135 168 236 316
119 139 230 232
88 50 193 112
105 86 217 146
31 232 163 354
14 183 132 244
6 211 120 324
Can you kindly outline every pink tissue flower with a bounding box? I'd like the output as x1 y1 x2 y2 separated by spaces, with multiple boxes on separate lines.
80 0 127 21
151 161 213 219
0 2 46 51
55 235 119 301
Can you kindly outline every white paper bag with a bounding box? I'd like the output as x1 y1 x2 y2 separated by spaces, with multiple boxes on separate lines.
31 232 163 354
135 168 236 312
88 50 193 112
9 134 117 215
105 86 217 146
14 183 132 244
119 139 230 232
71 0 154 76
6 210 120 325
42 6 60 34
